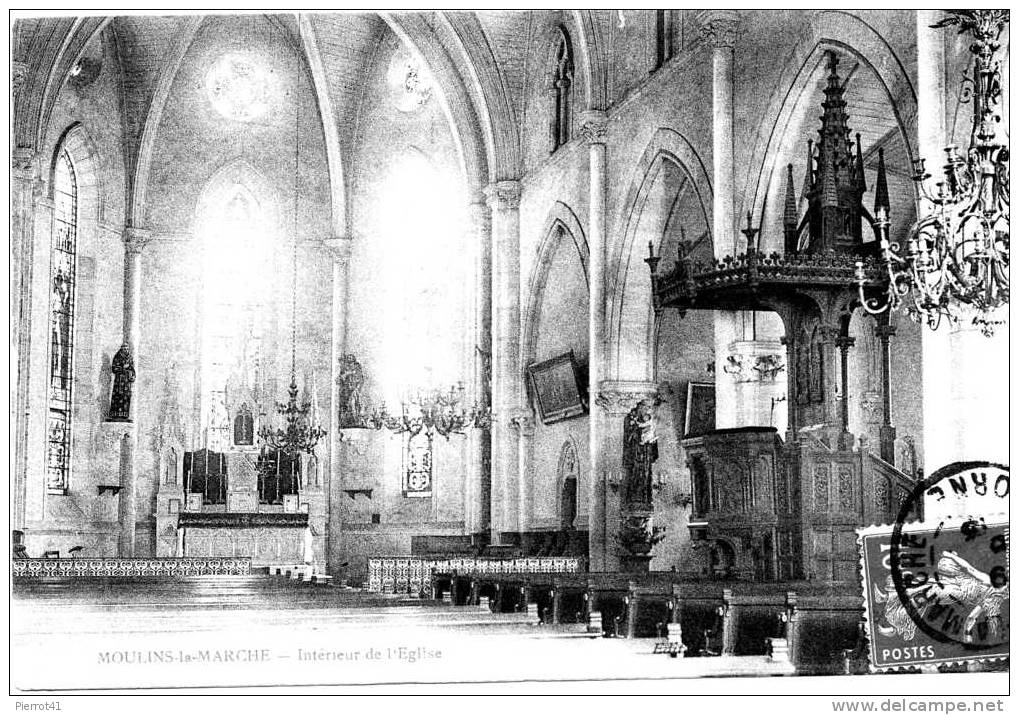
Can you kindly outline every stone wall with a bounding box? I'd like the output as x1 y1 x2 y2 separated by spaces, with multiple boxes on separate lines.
20 29 127 558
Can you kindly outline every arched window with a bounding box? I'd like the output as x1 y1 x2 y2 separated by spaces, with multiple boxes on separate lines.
46 150 78 494
197 177 271 452
550 27 574 152
378 149 465 400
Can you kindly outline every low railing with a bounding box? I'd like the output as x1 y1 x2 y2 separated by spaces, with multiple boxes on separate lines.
366 556 586 594
12 557 252 578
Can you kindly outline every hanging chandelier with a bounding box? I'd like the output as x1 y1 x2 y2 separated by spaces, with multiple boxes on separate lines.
259 375 327 455
258 29 326 456
855 10 1009 335
356 383 490 440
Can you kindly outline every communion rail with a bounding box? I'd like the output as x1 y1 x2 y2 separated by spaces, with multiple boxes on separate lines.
13 557 252 579
366 555 586 594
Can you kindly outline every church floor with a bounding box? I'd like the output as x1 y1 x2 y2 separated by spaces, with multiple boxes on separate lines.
12 575 793 690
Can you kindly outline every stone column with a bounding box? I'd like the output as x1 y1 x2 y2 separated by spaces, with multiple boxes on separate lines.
835 334 856 450
486 181 522 544
11 148 39 532
509 407 535 536
874 320 897 464
594 380 659 572
23 171 54 528
323 235 352 570
466 197 492 538
917 10 953 475
118 227 150 557
817 324 842 445
699 10 742 429
580 110 610 570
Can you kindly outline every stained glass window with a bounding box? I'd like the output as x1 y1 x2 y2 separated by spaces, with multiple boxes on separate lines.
206 54 267 122
46 150 78 494
403 432 433 498
386 45 433 113
199 186 268 451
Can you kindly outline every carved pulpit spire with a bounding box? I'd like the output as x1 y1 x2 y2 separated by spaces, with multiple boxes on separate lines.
804 51 869 253
874 147 890 219
783 163 799 254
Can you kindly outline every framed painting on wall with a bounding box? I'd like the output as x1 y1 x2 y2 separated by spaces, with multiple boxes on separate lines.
527 351 587 425
684 382 716 437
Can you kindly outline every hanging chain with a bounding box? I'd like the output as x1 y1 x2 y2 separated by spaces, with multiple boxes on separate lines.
291 24 300 382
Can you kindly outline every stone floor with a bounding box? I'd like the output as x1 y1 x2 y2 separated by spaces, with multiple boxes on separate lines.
12 575 794 690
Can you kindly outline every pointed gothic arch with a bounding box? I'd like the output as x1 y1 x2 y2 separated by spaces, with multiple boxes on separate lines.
521 202 589 376
607 128 713 382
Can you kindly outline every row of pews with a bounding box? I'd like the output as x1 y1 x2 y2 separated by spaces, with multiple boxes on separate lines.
426 567 867 675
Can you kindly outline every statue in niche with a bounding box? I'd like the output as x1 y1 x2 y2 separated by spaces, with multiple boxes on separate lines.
558 441 579 530
336 354 366 428
622 398 659 508
107 343 135 422
307 454 320 489
164 447 178 486
233 403 254 446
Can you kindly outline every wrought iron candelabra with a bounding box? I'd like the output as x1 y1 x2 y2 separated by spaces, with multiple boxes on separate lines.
856 10 1009 335
358 383 491 440
258 376 327 455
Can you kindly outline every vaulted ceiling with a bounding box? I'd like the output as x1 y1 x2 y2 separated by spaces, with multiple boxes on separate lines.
12 11 921 212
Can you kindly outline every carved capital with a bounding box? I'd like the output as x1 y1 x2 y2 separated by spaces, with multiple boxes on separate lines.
322 235 354 264
507 407 536 436
817 325 841 344
874 324 897 341
578 110 609 145
11 61 28 98
834 335 856 350
11 146 36 175
123 226 152 255
484 180 521 212
697 10 740 48
595 380 659 415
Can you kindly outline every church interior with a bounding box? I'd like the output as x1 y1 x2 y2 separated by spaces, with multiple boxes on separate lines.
10 10 1010 682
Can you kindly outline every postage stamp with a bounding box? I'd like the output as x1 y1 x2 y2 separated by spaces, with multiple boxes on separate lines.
859 462 1010 671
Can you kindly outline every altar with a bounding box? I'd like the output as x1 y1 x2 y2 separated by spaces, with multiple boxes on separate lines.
155 444 327 570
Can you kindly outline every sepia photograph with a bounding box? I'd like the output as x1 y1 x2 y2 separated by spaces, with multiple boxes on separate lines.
7 6 1011 705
